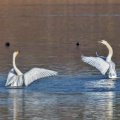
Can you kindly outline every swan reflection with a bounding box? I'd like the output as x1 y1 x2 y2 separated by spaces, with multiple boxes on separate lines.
83 78 115 119
8 89 25 120
6 75 116 120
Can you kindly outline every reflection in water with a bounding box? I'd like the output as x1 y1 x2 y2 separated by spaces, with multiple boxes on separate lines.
5 79 115 120
83 79 115 119
85 78 115 90
8 89 25 120
83 92 114 120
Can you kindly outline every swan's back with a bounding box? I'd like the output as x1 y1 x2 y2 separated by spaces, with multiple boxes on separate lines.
24 68 58 86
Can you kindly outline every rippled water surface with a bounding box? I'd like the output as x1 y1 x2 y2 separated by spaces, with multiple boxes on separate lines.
0 1 120 120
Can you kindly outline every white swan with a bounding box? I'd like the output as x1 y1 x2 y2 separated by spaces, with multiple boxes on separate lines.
81 40 117 78
5 51 58 87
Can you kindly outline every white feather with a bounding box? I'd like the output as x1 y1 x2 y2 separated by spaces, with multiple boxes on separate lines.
5 69 24 87
24 68 58 86
81 55 109 75
5 68 58 87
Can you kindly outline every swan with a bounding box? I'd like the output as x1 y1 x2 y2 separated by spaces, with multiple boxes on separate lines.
5 51 58 87
81 40 117 78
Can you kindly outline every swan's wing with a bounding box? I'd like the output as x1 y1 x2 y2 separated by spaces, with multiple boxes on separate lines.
81 55 109 75
5 68 24 87
5 69 16 86
24 68 58 86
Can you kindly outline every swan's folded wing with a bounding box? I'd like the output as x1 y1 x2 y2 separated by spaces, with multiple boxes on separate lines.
5 69 16 86
5 68 24 87
24 68 58 86
111 61 117 74
81 55 109 75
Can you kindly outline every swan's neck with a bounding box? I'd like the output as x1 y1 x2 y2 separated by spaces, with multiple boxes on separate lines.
105 43 113 62
13 54 23 76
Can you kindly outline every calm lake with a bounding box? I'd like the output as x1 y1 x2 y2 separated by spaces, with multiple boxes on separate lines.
0 1 120 120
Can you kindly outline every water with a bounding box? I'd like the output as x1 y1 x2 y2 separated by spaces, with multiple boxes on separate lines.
0 1 120 120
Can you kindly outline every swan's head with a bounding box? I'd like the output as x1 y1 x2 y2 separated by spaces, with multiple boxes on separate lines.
98 40 108 45
13 51 20 57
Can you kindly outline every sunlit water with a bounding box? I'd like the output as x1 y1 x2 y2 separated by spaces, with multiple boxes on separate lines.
0 1 120 120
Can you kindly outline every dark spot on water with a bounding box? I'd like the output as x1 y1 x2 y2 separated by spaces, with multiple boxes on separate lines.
5 42 10 47
76 42 80 47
